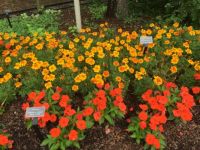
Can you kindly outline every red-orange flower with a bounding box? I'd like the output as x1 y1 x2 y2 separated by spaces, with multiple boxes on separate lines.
83 107 94 116
139 104 148 111
59 117 69 128
139 121 147 129
192 86 200 94
76 120 86 130
50 128 61 138
50 114 57 122
22 102 29 111
0 134 9 146
93 111 101 121
52 93 60 101
138 111 148 121
68 130 78 141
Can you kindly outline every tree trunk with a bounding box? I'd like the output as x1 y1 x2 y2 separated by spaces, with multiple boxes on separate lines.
116 0 129 18
106 0 117 18
36 0 41 11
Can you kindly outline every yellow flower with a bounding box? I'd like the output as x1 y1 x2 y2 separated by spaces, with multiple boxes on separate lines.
72 85 79 91
194 63 200 71
93 65 101 73
183 42 189 48
85 57 95 65
188 59 194 65
49 65 57 72
103 70 110 78
164 40 170 44
129 68 135 74
185 49 192 54
78 55 84 62
35 43 44 50
149 23 155 27
118 82 124 89
0 78 4 84
57 59 65 65
49 74 55 81
166 33 171 39
170 66 177 74
45 82 52 89
0 67 3 73
5 57 11 63
15 82 22 88
116 76 122 82
153 76 163 86
32 62 41 70
135 71 143 80
173 22 179 28
171 55 179 64
3 73 12 82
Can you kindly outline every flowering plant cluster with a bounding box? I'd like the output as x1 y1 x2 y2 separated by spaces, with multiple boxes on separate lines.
128 82 196 149
0 130 13 150
0 22 199 149
22 84 126 150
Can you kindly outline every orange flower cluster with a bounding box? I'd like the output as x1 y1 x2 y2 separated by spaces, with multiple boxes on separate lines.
173 87 195 121
145 133 160 149
140 89 168 133
22 84 126 149
0 133 13 149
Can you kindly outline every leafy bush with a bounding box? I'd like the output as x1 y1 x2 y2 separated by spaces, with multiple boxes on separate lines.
88 0 107 20
128 0 200 27
0 9 61 35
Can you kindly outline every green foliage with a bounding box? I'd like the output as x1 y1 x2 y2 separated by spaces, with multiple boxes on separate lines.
0 81 16 107
0 9 61 35
176 68 196 88
165 0 200 27
88 0 107 20
127 0 200 27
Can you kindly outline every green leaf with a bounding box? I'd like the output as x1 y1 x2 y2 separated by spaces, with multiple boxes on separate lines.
104 115 115 125
60 141 65 150
86 119 94 129
50 143 60 150
73 142 80 149
40 138 50 146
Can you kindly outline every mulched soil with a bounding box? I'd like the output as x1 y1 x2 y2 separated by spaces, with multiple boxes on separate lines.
0 100 199 150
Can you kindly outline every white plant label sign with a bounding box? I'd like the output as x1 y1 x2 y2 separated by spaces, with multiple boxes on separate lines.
25 106 45 118
140 36 153 45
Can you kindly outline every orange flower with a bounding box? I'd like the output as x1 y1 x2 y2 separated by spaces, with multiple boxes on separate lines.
153 76 163 86
52 93 60 101
93 111 101 121
103 70 110 78
68 130 78 141
139 121 147 129
0 134 9 146
50 114 57 123
138 111 148 121
49 128 61 138
59 117 69 128
83 107 94 116
76 120 86 130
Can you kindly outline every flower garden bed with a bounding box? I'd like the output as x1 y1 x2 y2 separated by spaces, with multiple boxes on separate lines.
0 22 200 150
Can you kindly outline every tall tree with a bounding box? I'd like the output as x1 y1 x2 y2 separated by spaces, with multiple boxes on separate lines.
106 0 117 18
106 0 129 18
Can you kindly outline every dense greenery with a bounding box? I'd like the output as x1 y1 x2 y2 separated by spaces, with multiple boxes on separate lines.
0 9 60 35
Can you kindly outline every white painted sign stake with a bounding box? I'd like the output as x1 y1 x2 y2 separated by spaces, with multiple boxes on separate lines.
74 0 82 32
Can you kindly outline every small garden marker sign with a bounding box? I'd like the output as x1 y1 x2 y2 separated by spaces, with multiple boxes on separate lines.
140 36 153 45
25 106 45 125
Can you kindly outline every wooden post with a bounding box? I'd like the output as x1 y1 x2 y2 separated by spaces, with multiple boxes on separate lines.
74 0 82 32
